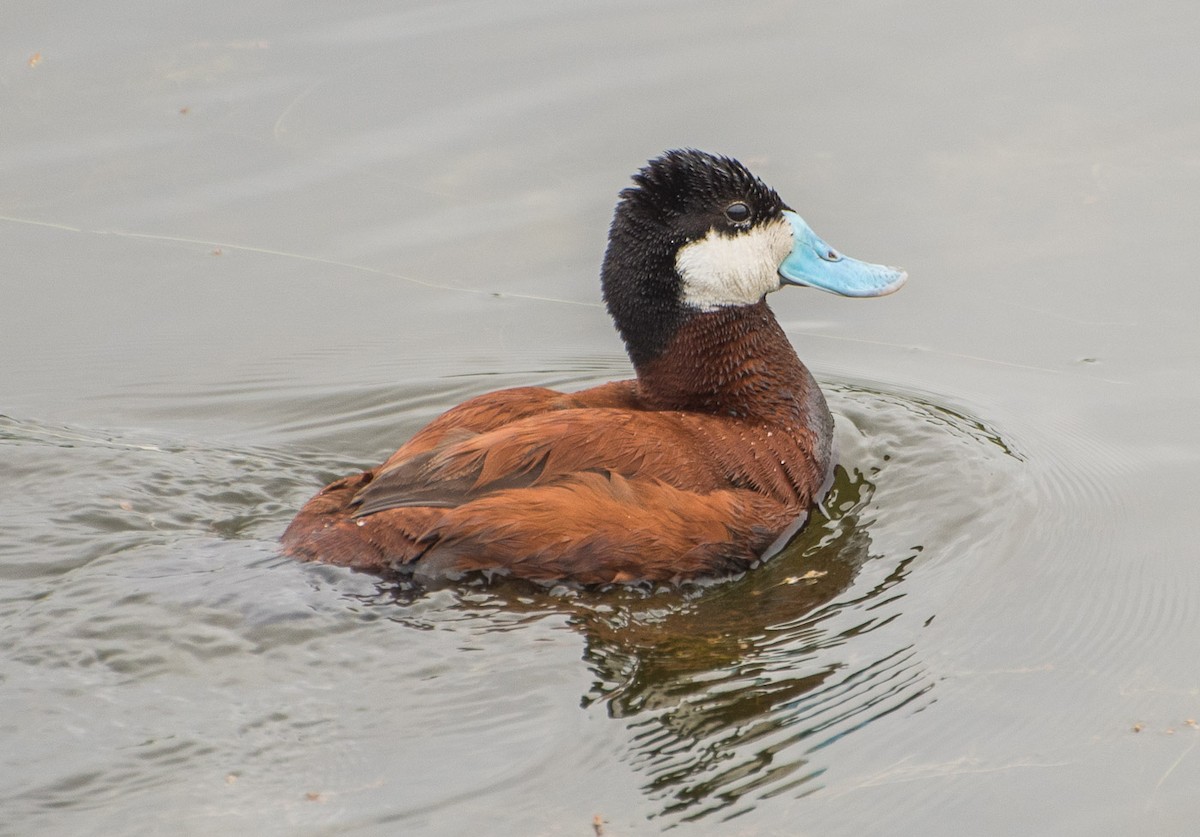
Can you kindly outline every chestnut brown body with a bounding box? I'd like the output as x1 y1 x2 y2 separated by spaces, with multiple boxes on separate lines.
282 302 831 583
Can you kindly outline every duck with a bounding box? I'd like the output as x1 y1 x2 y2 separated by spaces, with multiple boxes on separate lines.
281 149 905 585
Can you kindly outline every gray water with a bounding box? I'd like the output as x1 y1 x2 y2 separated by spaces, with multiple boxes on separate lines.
3 2 1199 835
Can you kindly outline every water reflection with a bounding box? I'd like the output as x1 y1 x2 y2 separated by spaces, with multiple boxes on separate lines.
565 467 932 822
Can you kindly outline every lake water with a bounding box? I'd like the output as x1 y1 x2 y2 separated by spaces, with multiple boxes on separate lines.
3 2 1199 834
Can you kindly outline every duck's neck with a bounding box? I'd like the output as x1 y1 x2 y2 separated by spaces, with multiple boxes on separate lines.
635 300 832 433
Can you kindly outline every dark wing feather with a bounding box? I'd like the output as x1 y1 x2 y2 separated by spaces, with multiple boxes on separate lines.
351 444 552 514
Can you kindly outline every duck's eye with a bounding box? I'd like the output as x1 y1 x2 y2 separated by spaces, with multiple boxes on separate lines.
724 201 751 224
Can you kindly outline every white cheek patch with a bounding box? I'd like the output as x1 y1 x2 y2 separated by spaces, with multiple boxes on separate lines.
675 218 794 311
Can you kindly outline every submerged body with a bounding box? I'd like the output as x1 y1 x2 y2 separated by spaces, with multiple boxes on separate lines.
282 150 904 584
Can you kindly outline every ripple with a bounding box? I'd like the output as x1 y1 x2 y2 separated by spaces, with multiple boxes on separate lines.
931 384 1191 722
1 380 1028 831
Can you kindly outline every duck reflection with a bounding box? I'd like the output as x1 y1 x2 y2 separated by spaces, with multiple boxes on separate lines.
562 465 930 821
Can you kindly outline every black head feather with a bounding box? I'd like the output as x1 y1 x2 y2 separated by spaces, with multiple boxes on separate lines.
601 150 788 368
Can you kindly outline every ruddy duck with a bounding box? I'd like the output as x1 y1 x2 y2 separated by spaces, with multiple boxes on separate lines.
282 150 905 584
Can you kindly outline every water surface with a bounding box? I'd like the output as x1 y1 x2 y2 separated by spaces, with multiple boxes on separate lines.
3 2 1200 834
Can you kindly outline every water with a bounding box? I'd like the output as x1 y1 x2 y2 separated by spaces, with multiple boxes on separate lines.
4 2 1200 834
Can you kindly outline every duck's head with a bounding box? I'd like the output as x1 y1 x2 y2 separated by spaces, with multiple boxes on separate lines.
602 149 906 368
